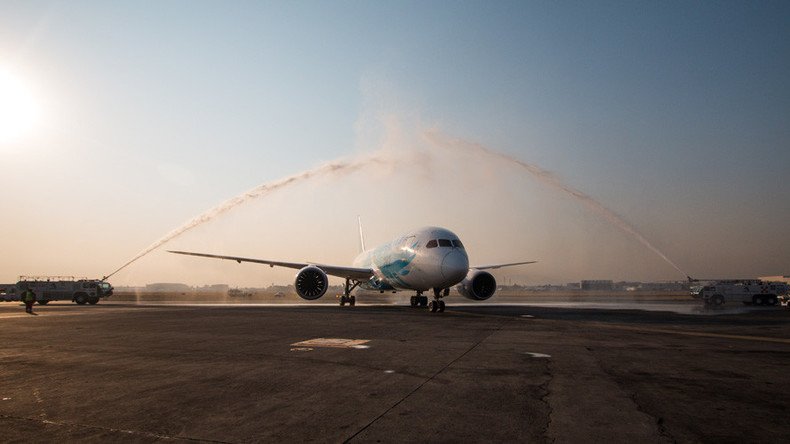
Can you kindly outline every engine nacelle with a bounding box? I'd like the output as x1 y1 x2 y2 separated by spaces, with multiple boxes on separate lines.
294 266 328 300
455 270 497 301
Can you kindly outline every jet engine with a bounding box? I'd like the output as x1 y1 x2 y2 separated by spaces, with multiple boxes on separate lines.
455 270 497 301
294 266 328 300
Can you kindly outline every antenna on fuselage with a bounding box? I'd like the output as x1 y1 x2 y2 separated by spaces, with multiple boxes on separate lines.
357 215 366 253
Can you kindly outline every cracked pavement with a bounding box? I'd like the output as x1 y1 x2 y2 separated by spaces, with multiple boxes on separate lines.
1 302 789 442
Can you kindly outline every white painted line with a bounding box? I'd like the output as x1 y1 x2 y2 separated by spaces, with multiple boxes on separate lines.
290 347 313 352
524 352 551 358
520 314 534 318
290 338 371 349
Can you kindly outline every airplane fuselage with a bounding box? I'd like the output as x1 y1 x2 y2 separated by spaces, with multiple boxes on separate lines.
352 226 469 292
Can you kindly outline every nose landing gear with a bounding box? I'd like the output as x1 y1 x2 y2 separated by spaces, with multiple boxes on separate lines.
410 291 428 308
428 299 445 313
428 287 447 313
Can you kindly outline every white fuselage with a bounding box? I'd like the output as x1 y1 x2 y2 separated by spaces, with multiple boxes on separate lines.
351 226 469 292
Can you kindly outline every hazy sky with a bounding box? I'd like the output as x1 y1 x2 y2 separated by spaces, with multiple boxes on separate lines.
1 1 788 286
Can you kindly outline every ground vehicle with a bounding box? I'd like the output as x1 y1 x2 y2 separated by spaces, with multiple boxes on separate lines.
696 280 789 306
0 276 113 305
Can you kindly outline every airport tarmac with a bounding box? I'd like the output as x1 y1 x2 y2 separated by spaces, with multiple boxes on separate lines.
1 300 789 443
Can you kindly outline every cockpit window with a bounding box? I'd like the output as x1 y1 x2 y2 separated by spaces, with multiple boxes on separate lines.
438 239 452 247
426 239 438 248
452 239 464 248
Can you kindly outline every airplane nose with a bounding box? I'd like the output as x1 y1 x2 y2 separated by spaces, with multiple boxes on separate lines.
441 249 469 283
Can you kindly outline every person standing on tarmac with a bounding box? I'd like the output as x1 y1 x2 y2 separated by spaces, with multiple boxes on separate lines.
21 286 36 314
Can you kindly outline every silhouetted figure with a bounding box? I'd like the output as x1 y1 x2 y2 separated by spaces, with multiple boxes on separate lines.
21 287 36 314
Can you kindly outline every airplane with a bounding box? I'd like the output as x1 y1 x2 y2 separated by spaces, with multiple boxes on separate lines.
168 225 535 313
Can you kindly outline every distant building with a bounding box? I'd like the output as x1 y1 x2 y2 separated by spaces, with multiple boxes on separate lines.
640 281 689 291
145 283 192 292
580 280 613 291
197 284 229 292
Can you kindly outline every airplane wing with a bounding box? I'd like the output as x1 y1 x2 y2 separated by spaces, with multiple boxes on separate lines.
471 261 537 270
167 250 374 280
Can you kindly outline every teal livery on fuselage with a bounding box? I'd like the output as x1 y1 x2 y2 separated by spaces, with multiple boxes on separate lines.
352 227 469 292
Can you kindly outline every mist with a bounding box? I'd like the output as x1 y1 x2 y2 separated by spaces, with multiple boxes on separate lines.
105 114 694 287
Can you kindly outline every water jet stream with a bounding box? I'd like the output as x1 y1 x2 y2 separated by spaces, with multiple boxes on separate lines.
104 153 395 280
106 129 686 281
424 130 687 277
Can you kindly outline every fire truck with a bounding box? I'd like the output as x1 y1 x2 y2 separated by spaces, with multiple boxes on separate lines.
0 276 113 305
695 280 789 306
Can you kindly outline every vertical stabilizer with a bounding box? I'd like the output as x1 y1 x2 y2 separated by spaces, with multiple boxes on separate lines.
357 216 366 253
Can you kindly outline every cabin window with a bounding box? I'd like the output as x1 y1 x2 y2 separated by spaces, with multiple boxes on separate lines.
438 239 452 247
452 240 464 248
426 240 438 248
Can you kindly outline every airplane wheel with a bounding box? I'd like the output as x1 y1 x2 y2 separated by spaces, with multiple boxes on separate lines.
420 296 428 307
428 301 438 313
339 296 346 306
438 300 445 312
350 296 356 306
410 296 418 307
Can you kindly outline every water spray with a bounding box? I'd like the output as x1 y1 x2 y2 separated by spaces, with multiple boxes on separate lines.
104 127 688 281
104 152 397 280
423 129 688 277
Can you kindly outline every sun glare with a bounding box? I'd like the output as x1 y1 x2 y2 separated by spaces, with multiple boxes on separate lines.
0 67 40 145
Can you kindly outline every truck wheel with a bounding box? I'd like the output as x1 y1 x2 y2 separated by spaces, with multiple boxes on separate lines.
767 295 777 306
753 295 763 306
37 300 49 305
88 297 100 305
713 295 724 306
74 293 87 305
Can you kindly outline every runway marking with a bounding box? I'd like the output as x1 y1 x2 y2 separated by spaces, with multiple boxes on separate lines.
291 338 370 349
596 324 790 344
524 352 551 358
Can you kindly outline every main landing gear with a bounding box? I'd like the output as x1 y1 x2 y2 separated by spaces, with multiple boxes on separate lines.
339 278 360 306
